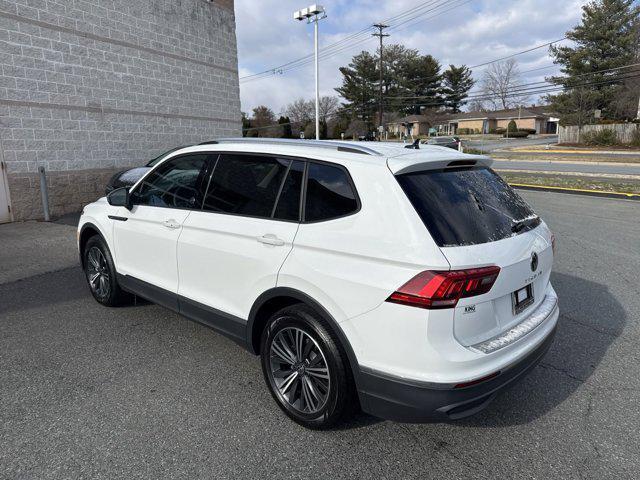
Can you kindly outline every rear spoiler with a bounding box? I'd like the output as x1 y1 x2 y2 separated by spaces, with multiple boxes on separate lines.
387 153 493 175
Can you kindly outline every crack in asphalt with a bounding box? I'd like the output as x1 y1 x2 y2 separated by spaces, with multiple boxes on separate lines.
538 362 585 383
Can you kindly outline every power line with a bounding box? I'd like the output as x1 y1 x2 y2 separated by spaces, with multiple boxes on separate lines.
239 0 457 83
385 61 640 100
242 71 640 131
469 38 567 69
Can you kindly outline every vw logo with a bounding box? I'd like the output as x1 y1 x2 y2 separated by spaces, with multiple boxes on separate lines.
530 252 539 272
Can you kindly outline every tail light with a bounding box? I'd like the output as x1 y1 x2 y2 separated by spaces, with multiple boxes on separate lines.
386 266 501 309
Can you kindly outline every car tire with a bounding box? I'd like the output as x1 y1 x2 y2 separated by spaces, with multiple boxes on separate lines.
260 304 357 429
83 235 130 307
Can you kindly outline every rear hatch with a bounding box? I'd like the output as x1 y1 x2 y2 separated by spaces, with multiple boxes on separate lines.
394 163 553 347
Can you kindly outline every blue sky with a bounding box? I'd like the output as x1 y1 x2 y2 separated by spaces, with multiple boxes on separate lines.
235 0 591 114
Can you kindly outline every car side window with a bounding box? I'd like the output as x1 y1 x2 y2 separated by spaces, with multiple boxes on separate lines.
304 162 358 222
202 154 290 218
273 160 304 221
132 154 209 209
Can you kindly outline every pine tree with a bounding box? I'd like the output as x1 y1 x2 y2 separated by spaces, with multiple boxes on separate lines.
335 51 378 127
241 111 251 137
547 0 639 124
278 116 293 138
441 65 475 113
398 53 441 115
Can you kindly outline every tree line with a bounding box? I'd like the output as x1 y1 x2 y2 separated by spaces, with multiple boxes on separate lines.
243 0 639 137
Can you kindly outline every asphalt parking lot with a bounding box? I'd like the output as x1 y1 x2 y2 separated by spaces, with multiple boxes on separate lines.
1 190 639 479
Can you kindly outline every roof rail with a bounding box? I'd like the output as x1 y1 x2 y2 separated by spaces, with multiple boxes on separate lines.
200 138 381 156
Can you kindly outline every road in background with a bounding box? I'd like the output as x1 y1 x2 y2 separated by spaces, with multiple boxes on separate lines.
1 191 639 479
493 158 640 176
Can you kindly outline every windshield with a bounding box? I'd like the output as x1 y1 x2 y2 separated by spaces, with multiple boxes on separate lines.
396 166 540 247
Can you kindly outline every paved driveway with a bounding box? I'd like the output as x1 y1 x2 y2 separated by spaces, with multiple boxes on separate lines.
1 191 638 479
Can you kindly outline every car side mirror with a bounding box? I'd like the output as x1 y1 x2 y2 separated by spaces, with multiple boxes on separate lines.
107 187 131 210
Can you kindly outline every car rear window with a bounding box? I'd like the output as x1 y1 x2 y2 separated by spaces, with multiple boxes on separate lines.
396 167 540 247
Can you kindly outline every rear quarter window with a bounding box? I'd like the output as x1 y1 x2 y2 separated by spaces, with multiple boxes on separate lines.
396 166 539 247
304 163 359 222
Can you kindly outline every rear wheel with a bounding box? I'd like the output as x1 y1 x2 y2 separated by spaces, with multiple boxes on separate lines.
83 235 130 307
260 304 356 429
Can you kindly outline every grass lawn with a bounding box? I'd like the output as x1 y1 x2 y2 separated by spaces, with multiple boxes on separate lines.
500 172 640 195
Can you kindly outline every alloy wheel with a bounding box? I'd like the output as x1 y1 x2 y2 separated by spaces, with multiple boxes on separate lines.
86 246 110 299
268 326 330 415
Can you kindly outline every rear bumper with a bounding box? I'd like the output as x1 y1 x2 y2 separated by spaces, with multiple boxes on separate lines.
357 325 556 423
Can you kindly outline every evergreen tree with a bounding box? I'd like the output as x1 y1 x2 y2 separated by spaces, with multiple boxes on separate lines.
241 111 251 137
398 53 442 115
376 44 416 114
278 116 293 138
546 0 639 124
441 65 475 113
335 51 379 127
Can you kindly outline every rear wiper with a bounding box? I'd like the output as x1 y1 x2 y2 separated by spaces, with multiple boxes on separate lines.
511 216 539 233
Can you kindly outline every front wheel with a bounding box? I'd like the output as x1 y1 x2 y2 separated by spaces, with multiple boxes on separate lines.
83 235 130 307
260 305 357 429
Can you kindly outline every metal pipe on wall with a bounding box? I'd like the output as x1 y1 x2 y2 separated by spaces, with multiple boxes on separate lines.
38 166 50 222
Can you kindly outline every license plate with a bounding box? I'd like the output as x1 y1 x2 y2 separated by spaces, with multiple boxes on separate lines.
512 284 534 315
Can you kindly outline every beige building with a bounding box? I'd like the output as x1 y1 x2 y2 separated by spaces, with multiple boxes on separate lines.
386 113 453 138
446 106 558 135
386 106 558 139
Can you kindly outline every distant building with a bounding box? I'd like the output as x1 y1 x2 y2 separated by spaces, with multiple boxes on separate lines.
386 113 451 138
0 0 241 223
386 106 559 139
446 106 559 135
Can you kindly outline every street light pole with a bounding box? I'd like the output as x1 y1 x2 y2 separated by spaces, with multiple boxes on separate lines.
294 5 327 141
314 17 320 140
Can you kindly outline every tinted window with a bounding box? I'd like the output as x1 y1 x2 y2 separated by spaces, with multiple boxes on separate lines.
146 146 188 167
133 154 209 209
396 167 540 247
273 160 304 221
203 154 290 218
304 163 358 222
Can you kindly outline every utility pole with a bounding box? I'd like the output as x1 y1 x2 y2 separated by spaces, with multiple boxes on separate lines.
372 23 389 140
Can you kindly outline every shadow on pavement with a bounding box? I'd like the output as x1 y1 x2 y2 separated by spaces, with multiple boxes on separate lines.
0 267 149 317
458 271 625 427
53 211 82 226
1 267 622 430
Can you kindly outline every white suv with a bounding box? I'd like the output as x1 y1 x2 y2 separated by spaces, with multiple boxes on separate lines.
78 138 558 428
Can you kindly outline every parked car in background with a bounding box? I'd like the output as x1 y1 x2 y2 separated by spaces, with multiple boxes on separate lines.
422 136 461 150
104 146 188 195
80 138 558 429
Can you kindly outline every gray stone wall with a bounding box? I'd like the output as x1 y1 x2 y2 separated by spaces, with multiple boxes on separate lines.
0 0 241 220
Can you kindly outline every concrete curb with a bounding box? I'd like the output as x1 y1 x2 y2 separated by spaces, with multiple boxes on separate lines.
510 183 640 201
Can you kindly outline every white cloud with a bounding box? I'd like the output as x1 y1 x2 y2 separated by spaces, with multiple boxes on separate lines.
235 0 588 113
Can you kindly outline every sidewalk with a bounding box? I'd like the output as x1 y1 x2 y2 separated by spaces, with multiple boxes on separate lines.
0 221 78 284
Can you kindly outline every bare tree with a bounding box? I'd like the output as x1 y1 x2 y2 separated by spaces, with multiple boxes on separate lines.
480 59 530 110
319 95 340 123
468 99 488 112
283 98 314 129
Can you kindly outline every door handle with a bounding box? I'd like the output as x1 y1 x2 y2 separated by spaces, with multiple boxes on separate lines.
163 219 181 229
257 234 285 246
